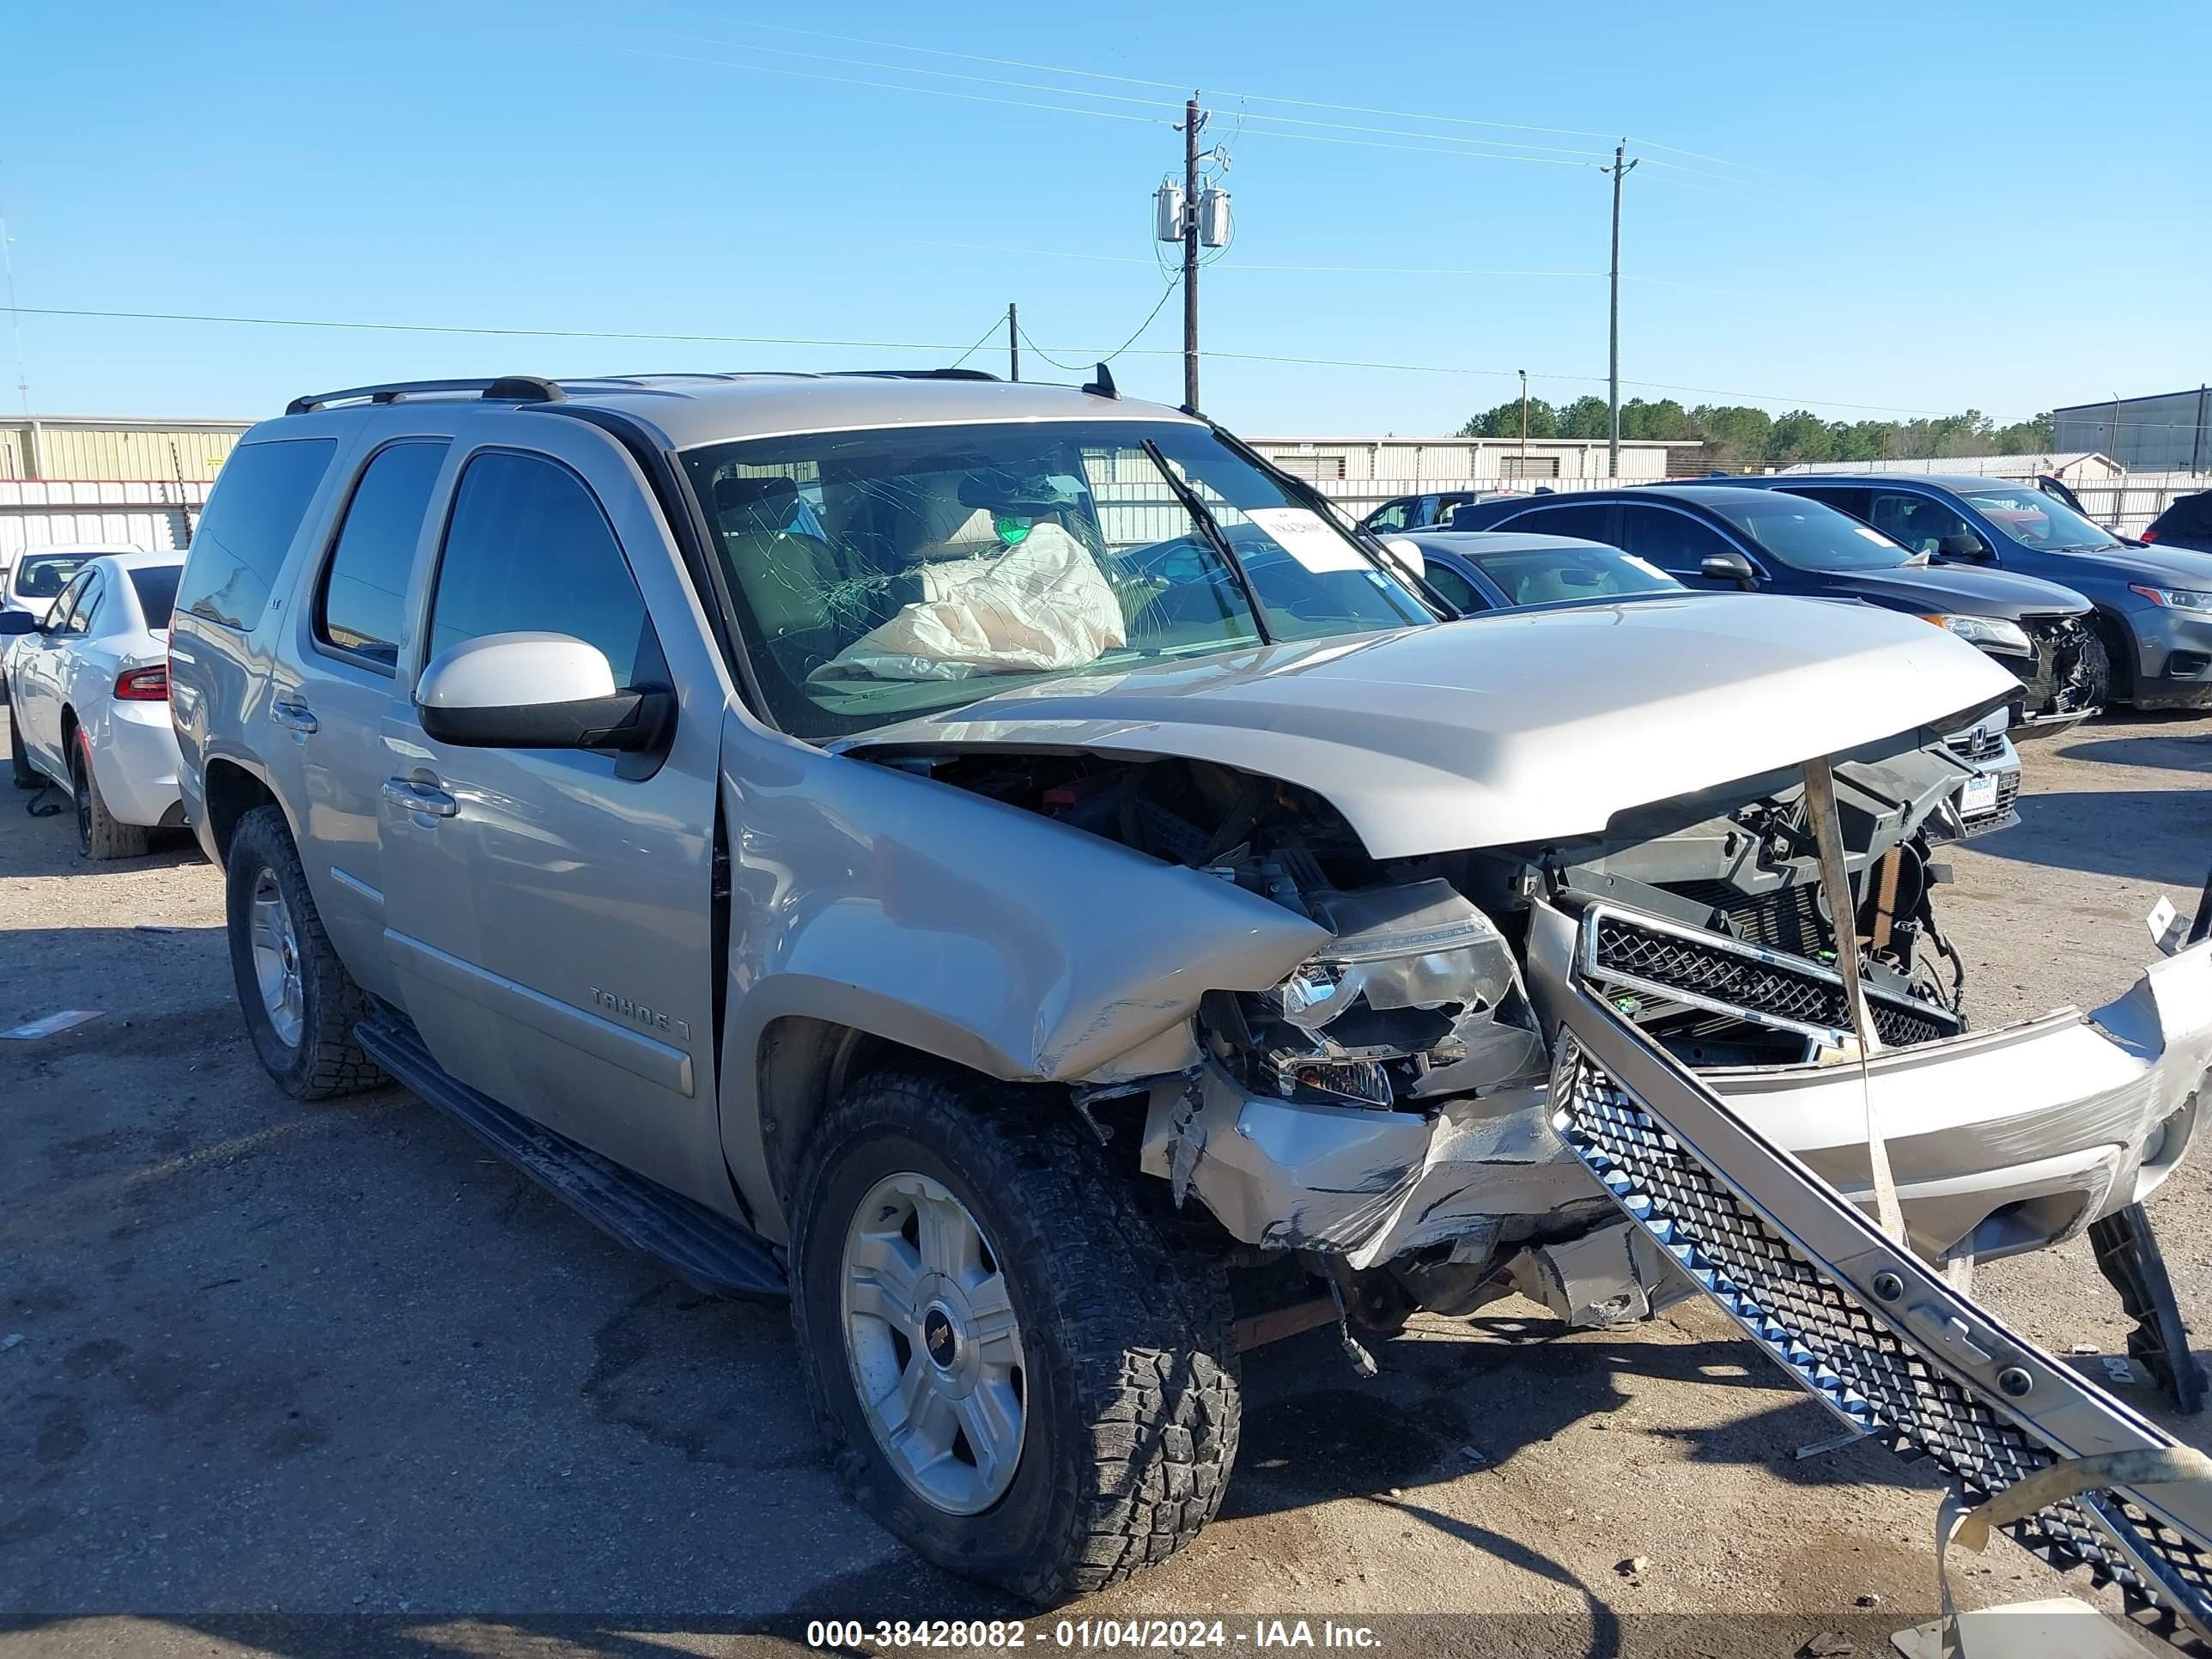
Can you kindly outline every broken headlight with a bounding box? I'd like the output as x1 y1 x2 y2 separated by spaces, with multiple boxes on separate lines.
1217 878 1547 1109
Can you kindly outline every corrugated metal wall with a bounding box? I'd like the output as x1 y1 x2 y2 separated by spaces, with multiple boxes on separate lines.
0 479 210 564
0 421 246 482
2051 390 2212 473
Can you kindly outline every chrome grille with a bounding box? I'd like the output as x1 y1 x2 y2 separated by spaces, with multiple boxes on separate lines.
1553 1036 2212 1650
1586 906 1960 1048
1951 725 2006 763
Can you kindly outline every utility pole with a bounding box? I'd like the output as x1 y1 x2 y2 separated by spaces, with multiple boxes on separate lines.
1181 94 1206 412
1007 301 1019 382
1602 141 1638 478
1518 369 1529 474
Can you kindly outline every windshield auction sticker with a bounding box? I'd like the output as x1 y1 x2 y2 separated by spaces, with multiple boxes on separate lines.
1246 507 1370 574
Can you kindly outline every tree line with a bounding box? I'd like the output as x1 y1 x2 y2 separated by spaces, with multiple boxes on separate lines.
1458 397 2056 471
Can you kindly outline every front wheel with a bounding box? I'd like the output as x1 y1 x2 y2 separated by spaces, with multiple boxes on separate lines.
223 805 385 1099
788 1071 1240 1603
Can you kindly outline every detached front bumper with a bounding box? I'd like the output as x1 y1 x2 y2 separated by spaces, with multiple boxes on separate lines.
1529 898 2212 1263
1146 899 2212 1276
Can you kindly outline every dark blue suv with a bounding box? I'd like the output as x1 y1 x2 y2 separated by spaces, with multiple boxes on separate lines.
1705 474 2212 711
1447 484 2107 732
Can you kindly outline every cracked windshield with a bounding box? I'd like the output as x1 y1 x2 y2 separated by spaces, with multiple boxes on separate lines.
678 420 1431 737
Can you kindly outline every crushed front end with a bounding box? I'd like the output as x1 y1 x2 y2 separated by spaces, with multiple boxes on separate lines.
1093 727 2212 1332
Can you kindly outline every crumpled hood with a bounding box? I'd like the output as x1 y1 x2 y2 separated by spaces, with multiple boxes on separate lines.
838 592 2018 859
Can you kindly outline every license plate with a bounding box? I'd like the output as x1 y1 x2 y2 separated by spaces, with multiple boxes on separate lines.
1961 773 2000 813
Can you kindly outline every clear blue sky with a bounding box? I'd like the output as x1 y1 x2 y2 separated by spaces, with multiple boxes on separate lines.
6 0 2207 434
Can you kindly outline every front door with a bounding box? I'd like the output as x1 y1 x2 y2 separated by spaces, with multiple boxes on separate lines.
378 415 730 1206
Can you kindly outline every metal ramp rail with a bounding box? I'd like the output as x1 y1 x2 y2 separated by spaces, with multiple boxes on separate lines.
1549 929 2212 1651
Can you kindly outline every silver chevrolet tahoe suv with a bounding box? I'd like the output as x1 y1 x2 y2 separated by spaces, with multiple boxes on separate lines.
172 371 2212 1601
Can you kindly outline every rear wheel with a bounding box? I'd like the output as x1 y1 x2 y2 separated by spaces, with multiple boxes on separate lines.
788 1071 1240 1602
223 805 385 1099
72 727 149 860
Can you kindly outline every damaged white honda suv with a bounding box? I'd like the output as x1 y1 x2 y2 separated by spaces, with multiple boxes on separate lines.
171 370 2212 1602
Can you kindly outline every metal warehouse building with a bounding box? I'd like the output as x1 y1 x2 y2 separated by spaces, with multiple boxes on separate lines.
2050 388 2211 474
1250 434 1698 486
0 414 250 562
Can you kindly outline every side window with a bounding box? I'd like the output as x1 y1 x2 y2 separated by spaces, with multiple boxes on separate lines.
1864 490 1970 557
1500 501 1613 543
1365 501 1412 534
1423 562 1488 613
176 438 338 631
46 570 94 632
428 451 660 690
1619 505 1741 575
315 441 450 671
65 573 106 635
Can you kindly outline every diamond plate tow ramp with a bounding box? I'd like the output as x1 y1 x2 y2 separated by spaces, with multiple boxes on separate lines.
1549 915 2212 1653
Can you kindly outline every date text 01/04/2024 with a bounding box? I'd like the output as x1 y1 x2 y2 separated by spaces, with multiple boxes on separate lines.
804 1620 1383 1650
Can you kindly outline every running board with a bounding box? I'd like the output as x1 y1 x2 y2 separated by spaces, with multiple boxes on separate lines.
1549 917 2212 1654
355 1014 787 1301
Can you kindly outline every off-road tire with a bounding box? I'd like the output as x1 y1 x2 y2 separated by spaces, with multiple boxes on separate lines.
72 727 149 860
8 706 38 789
224 804 385 1100
788 1070 1240 1603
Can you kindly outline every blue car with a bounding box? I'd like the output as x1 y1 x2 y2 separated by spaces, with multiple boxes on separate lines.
1702 474 2212 712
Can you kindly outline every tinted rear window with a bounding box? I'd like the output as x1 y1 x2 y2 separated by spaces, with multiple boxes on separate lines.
175 439 337 630
128 565 182 630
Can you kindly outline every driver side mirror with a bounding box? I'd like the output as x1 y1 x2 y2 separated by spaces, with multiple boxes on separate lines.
0 610 34 636
415 632 672 752
1699 550 1759 590
1937 531 1992 561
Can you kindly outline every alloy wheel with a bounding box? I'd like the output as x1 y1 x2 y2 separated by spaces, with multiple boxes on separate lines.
841 1170 1027 1516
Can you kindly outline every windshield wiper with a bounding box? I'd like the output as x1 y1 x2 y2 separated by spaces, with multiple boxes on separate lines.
1140 438 1273 645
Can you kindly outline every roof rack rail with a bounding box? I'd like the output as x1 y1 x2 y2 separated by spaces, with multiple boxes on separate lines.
284 376 568 417
826 368 1000 383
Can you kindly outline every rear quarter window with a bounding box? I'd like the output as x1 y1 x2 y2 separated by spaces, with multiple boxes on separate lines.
175 439 337 631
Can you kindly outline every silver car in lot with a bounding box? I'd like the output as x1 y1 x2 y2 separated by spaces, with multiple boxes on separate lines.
168 371 2212 1601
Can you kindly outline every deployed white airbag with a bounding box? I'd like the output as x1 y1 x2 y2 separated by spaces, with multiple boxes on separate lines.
811 516 1125 684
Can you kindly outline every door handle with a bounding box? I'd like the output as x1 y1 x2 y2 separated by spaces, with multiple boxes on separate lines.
270 696 319 735
382 776 458 819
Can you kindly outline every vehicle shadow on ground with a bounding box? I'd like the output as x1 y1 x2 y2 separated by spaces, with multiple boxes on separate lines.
2052 732 2212 774
0 807 200 878
1965 787 2211 890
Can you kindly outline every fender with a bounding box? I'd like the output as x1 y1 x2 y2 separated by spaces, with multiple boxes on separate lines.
714 710 1326 1237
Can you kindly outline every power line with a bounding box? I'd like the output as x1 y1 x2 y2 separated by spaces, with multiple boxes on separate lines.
634 5 1746 161
1014 276 1182 374
6 302 2043 422
598 39 1607 170
610 24 1617 162
945 314 1007 372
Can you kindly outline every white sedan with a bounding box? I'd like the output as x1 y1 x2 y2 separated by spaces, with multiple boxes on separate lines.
4 550 187 859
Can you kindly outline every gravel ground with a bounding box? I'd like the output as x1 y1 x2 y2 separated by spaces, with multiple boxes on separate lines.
0 707 2207 1658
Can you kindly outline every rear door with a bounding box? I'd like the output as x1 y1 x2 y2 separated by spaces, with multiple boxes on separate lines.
17 569 96 772
378 416 729 1204
1617 502 1765 587
267 437 453 999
